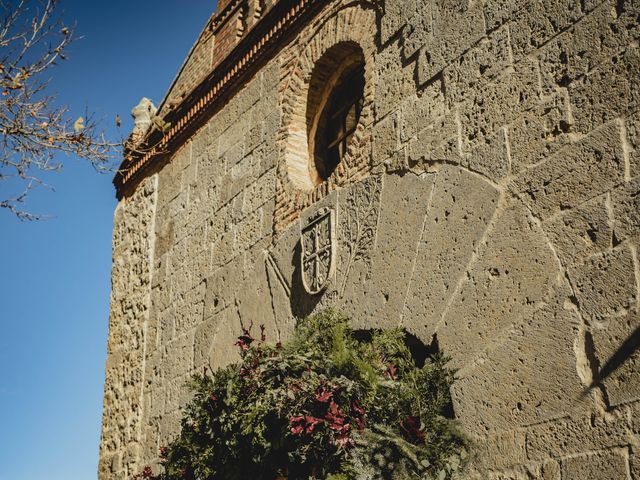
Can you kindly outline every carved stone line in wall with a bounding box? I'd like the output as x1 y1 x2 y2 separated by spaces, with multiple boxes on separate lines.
338 176 381 297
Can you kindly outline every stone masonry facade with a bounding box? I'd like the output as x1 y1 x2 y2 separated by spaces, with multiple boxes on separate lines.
100 0 640 478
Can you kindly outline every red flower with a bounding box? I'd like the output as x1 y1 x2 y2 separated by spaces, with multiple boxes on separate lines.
141 466 153 478
235 329 255 351
276 341 283 349
315 387 333 403
400 415 426 444
326 401 347 431
260 324 266 342
355 416 365 431
384 363 398 380
209 393 218 402
351 400 365 416
159 446 168 458
304 415 322 434
289 416 305 435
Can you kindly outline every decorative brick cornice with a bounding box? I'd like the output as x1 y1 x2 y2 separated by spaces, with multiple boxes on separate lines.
114 0 323 199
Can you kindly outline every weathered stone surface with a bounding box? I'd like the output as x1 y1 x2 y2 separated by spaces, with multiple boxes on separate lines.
511 121 625 220
525 412 630 460
568 245 637 323
612 176 640 243
542 194 612 267
403 165 500 339
358 172 435 328
439 200 559 368
451 285 584 435
102 0 640 476
563 448 630 480
591 310 640 406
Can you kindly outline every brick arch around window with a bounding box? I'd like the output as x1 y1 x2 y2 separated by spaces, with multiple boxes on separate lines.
275 2 378 232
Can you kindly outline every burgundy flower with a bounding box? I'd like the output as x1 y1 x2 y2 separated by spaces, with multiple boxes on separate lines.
289 415 305 435
355 416 365 431
159 446 168 458
260 324 266 342
384 363 398 380
351 400 365 416
400 415 426 444
141 466 153 478
304 415 322 434
209 393 218 403
276 341 283 349
235 329 255 351
315 387 333 403
326 401 347 431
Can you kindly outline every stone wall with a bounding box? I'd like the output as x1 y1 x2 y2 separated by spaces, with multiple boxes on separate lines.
100 0 640 478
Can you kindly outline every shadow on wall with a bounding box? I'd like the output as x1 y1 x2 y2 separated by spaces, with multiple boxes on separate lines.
289 240 324 318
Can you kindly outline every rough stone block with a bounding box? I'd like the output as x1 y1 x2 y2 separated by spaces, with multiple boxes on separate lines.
359 172 435 328
508 0 582 61
380 0 416 44
408 110 461 165
569 245 637 323
400 78 446 142
374 40 415 120
612 177 640 243
591 310 640 406
463 127 510 181
472 430 528 471
451 286 584 435
570 46 640 134
511 121 625 220
542 194 612 267
203 259 244 320
508 94 572 174
563 448 630 480
408 0 486 83
525 412 630 460
372 112 399 164
443 24 512 107
403 165 500 339
460 59 539 148
439 200 559 368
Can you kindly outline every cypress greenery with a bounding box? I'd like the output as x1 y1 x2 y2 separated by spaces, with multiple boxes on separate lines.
139 310 467 480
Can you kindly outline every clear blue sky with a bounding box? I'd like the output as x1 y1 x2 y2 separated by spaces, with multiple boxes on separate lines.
0 2 217 478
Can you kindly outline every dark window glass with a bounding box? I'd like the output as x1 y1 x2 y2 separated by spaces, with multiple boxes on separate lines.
314 63 365 182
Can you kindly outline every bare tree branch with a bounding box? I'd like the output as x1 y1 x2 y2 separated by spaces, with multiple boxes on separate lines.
0 0 122 220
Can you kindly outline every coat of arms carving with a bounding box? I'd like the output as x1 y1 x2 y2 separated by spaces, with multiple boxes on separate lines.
300 207 336 294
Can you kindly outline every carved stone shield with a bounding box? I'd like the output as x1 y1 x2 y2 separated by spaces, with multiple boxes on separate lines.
300 207 336 294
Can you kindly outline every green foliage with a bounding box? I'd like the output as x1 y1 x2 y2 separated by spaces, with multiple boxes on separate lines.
143 310 467 480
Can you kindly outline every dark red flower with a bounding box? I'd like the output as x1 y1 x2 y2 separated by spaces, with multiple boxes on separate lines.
289 415 305 435
326 401 347 431
315 387 333 403
141 466 153 478
304 415 322 434
235 329 255 351
276 341 283 349
159 446 168 458
355 416 365 431
351 400 365 416
209 393 218 402
400 415 426 444
260 324 266 342
384 363 398 380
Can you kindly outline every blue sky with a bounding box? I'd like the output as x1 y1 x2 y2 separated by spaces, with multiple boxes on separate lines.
0 1 216 478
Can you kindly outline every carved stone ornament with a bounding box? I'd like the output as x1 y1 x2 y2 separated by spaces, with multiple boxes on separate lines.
300 207 336 294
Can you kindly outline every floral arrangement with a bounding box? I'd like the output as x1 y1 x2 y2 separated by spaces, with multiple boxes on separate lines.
140 310 467 480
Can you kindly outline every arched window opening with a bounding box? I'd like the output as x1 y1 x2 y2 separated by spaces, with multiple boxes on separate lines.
313 63 365 182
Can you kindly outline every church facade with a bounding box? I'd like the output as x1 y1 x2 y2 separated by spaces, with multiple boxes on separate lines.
100 0 640 478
